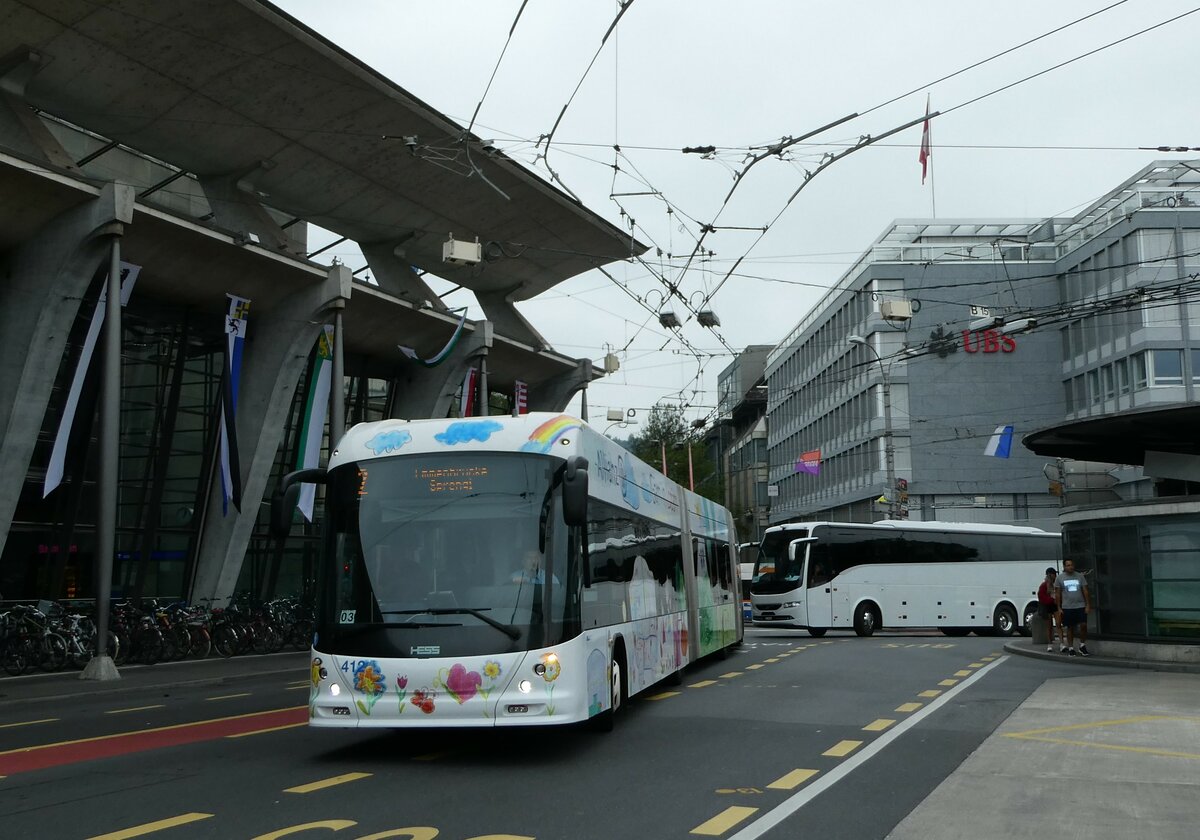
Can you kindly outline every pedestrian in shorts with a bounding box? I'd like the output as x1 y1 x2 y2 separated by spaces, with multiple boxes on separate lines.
1036 567 1061 652
1055 557 1092 656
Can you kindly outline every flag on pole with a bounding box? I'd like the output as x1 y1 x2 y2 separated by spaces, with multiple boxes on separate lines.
398 308 468 367
296 325 335 522
919 94 932 184
44 262 140 497
514 380 529 415
984 425 1014 458
795 449 822 475
460 367 478 417
219 294 250 514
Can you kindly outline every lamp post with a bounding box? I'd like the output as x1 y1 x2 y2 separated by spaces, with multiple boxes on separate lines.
848 335 896 520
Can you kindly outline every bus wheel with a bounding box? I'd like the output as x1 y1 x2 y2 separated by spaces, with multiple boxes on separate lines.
853 603 880 637
1019 603 1038 637
940 627 970 637
591 650 624 733
807 628 827 638
992 604 1017 637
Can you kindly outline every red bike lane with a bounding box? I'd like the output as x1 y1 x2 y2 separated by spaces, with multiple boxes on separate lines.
0 705 307 776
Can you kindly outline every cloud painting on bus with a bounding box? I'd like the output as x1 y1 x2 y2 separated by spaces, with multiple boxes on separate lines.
365 428 412 455
434 419 503 445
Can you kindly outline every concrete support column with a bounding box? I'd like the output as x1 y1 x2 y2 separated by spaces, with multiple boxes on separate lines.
189 265 350 607
389 321 493 420
0 182 134 559
527 358 594 415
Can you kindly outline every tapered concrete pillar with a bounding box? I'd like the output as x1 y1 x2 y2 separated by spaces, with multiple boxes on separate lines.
0 182 134 558
528 358 594 414
189 265 350 607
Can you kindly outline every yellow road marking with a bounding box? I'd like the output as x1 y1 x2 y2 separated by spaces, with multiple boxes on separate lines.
767 768 818 790
720 672 742 679
0 717 58 729
206 692 251 701
954 670 972 677
968 662 985 668
647 691 680 700
104 705 165 715
863 719 896 732
896 702 923 713
1005 715 1200 738
87 813 214 839
0 705 309 758
823 739 862 757
285 685 309 691
285 772 372 794
251 820 357 840
918 689 942 698
226 722 306 738
690 680 718 688
763 658 780 663
691 806 759 836
286 680 310 686
1004 734 1200 759
939 679 959 687
746 663 765 670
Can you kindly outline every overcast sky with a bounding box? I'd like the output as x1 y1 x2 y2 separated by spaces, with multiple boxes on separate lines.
274 0 1198 430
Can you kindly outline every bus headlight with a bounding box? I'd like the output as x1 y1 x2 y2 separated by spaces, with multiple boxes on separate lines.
780 602 802 609
518 679 533 694
330 683 341 696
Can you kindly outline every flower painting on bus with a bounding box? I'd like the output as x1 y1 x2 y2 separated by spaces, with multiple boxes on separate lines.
352 659 387 715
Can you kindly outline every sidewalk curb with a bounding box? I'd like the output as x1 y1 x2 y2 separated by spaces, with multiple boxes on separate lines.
1003 641 1200 674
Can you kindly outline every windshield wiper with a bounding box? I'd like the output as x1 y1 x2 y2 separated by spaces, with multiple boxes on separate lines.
384 608 520 640
335 620 457 639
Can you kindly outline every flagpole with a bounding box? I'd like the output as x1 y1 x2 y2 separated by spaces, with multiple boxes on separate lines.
930 153 937 218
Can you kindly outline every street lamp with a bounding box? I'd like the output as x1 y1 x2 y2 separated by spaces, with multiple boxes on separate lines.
848 335 897 520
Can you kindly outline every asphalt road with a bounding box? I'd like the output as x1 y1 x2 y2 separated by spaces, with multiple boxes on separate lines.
0 628 1088 839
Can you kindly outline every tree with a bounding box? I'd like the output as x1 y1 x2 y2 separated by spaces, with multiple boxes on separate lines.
629 404 724 505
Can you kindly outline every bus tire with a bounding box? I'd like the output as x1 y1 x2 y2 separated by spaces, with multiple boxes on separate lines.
807 628 827 638
1019 602 1038 637
853 602 881 637
939 627 970 637
591 645 625 733
992 604 1017 637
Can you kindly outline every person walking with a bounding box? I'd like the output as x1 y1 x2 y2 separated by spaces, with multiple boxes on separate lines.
1036 567 1061 652
1055 557 1092 656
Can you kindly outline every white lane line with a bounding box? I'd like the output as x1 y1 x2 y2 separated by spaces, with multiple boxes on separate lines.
727 656 1008 840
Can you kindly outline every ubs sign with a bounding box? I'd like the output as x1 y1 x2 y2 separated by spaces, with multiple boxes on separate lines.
962 329 1016 353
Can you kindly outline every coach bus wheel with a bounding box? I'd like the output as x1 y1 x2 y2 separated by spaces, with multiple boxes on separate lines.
591 649 625 733
853 603 880 637
807 628 827 638
992 604 1017 637
1019 602 1038 637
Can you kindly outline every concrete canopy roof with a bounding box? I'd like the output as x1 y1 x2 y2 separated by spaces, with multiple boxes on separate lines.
1023 405 1200 466
0 0 645 300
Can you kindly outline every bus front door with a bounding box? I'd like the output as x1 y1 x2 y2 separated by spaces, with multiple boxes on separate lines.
802 545 833 630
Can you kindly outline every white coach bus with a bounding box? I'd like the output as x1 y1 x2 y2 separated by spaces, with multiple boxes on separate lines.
749 520 1060 637
272 413 741 730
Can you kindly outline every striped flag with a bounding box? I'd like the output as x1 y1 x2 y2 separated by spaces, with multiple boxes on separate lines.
514 380 529 415
984 425 1014 458
795 449 821 475
44 262 140 497
219 294 250 514
296 325 335 522
460 367 478 417
398 308 468 367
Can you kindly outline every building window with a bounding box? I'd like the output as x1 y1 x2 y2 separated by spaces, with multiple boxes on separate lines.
1193 349 1200 384
1151 349 1183 386
1087 369 1100 404
1073 376 1086 408
1063 380 1074 413
1116 357 1130 395
1132 352 1148 389
1102 365 1116 400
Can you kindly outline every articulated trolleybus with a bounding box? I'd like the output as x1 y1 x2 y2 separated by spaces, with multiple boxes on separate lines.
273 412 742 730
750 520 1061 637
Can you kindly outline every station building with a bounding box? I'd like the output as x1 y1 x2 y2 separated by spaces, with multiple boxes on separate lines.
0 2 640 605
765 159 1200 643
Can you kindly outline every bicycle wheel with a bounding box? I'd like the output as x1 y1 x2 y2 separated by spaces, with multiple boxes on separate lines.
2 640 27 676
189 625 211 659
136 628 164 665
213 624 239 658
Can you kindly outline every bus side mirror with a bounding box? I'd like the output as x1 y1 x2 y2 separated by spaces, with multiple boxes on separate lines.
562 456 589 527
270 468 327 538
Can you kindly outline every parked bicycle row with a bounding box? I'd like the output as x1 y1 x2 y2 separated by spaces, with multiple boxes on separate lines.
0 594 314 676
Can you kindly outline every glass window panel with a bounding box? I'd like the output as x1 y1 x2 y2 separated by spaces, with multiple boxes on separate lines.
1133 352 1148 388
1151 349 1183 385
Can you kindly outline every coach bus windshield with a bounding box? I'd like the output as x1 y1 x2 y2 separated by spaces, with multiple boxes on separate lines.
750 528 808 595
317 452 581 658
